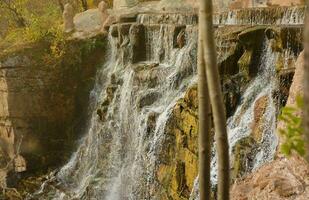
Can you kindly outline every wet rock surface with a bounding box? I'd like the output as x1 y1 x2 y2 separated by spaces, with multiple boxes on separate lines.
231 45 308 200
157 85 199 200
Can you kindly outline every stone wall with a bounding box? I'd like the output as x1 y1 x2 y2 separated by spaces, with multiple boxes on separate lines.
0 35 107 185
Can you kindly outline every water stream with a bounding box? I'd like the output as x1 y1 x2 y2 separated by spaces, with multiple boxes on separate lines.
32 18 198 200
30 8 303 200
190 39 279 200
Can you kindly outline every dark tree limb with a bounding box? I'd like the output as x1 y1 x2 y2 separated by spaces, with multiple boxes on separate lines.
80 0 88 11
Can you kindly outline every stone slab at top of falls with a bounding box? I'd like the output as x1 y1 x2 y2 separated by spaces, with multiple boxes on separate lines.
133 5 305 26
125 2 305 26
137 6 306 26
213 6 306 25
73 3 305 37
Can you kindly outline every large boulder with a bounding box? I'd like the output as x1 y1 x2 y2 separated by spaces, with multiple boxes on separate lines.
231 156 309 200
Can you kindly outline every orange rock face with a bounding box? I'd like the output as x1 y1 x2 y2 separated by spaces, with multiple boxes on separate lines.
231 155 309 200
286 51 304 106
251 95 269 142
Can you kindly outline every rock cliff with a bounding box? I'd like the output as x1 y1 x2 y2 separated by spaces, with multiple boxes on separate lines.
0 34 107 198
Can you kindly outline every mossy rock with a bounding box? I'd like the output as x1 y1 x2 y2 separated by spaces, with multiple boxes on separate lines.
231 136 257 181
238 50 252 81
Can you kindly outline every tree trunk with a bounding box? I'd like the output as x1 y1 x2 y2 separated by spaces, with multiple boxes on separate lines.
57 0 64 12
199 0 230 199
198 11 212 200
80 0 88 11
304 1 309 163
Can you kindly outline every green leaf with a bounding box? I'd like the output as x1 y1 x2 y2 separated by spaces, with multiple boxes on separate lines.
278 99 305 158
296 95 304 108
281 143 291 156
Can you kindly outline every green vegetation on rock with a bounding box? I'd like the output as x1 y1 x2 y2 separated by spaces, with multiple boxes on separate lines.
279 95 305 156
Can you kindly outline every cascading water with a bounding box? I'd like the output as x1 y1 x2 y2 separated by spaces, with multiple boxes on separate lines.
30 16 198 200
29 7 304 200
227 40 279 171
190 38 280 200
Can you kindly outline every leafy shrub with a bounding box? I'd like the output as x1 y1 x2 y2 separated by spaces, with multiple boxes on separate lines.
0 1 69 60
278 95 305 156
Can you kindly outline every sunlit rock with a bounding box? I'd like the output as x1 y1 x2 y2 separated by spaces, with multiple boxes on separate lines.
231 156 309 200
14 155 26 173
156 86 199 199
286 51 304 106
251 95 269 142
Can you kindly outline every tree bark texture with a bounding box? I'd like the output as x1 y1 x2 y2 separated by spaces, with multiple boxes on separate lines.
198 11 212 200
199 0 230 199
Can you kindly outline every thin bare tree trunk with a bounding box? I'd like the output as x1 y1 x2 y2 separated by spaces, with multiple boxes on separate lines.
80 0 88 11
57 0 64 12
199 0 230 199
198 14 212 200
304 1 309 163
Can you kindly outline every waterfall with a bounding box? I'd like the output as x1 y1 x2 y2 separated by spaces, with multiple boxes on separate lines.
227 40 279 170
190 39 279 200
31 17 198 200
29 7 304 200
